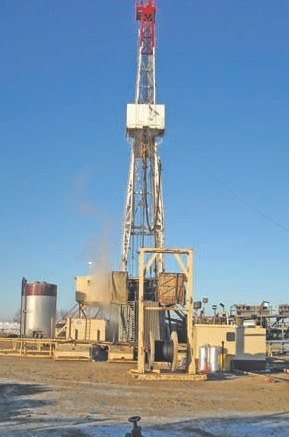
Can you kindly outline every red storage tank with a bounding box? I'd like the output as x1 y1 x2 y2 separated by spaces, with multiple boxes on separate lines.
21 282 57 338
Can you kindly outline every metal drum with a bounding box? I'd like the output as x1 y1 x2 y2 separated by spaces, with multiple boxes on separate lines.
22 282 57 338
198 345 209 372
209 346 220 372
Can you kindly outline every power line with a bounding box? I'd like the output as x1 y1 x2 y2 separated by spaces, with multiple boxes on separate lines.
193 158 289 234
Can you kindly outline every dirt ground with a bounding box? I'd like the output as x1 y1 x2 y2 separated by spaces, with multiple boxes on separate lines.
1 355 289 436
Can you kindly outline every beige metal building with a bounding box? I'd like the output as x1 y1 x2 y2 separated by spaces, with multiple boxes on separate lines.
193 324 266 371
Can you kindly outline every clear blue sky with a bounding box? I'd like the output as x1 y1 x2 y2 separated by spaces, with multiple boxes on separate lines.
1 0 288 320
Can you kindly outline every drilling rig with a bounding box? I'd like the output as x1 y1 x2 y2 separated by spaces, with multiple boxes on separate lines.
73 2 194 371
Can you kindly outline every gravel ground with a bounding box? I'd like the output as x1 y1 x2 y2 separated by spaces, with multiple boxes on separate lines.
1 355 289 436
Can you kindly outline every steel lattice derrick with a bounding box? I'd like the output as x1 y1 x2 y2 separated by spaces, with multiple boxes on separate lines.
121 0 165 277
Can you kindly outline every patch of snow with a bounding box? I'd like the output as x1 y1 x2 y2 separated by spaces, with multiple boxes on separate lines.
1 416 289 437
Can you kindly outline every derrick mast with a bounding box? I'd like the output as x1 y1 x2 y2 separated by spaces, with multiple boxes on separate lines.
121 0 165 277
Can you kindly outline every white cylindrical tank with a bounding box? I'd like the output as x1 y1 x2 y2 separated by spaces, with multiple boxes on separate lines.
22 282 57 338
209 346 220 372
198 345 209 372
